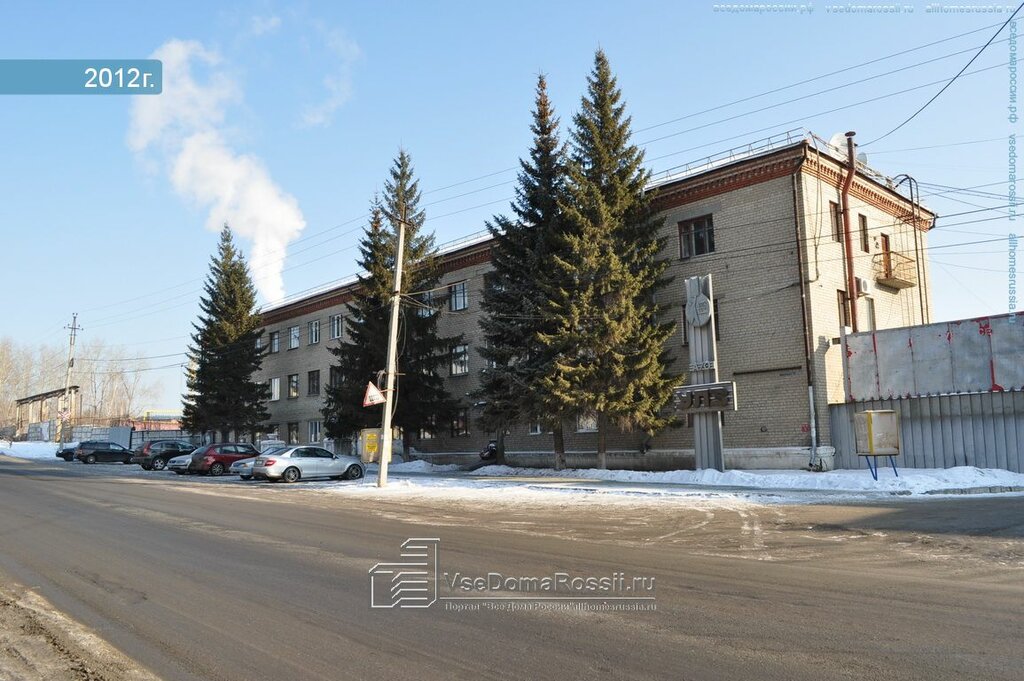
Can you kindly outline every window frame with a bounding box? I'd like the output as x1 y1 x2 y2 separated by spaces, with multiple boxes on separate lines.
678 215 715 259
307 370 320 396
576 412 598 433
308 319 320 345
288 326 300 350
287 373 299 399
308 420 322 443
450 344 470 376
269 377 281 401
837 289 851 328
830 201 843 242
859 214 870 253
449 281 468 311
450 408 470 437
329 314 343 340
269 331 280 354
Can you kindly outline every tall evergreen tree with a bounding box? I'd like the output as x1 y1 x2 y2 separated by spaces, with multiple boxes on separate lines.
182 225 270 441
478 74 572 468
322 151 458 456
538 49 676 468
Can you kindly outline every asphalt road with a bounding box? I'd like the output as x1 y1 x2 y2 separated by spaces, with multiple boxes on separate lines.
1 454 1023 681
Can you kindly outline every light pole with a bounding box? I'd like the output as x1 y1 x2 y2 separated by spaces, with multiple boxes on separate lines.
377 207 408 488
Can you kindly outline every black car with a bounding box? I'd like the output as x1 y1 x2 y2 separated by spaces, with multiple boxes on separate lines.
130 440 196 470
56 445 77 462
74 441 133 464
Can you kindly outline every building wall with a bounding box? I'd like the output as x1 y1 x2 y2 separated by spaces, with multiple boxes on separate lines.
255 142 935 465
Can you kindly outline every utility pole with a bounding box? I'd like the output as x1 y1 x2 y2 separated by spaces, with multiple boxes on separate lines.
378 207 407 488
57 313 81 445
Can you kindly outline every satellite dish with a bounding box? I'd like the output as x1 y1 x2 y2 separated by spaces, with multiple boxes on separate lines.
856 151 868 167
828 132 846 154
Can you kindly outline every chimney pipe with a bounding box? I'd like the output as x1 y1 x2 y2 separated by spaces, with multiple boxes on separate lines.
841 131 858 332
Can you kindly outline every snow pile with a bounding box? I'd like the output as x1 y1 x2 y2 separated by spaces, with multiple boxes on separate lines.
365 459 462 474
0 442 77 460
470 464 1024 495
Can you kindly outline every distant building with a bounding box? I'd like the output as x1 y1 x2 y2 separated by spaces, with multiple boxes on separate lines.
256 132 935 469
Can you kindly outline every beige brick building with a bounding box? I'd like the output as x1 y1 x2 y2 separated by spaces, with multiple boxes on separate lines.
256 134 934 469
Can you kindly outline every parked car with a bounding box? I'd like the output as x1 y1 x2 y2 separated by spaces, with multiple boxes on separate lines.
231 446 286 480
230 457 257 480
56 444 78 462
190 443 260 476
252 446 364 483
167 452 195 475
130 440 195 470
74 441 132 464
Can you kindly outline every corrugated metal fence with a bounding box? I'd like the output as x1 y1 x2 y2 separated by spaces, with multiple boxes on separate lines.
829 391 1024 473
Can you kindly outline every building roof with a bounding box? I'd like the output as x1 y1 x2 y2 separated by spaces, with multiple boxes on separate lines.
261 130 934 323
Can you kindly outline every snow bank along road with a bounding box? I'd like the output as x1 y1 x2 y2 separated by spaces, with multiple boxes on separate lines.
0 454 1022 681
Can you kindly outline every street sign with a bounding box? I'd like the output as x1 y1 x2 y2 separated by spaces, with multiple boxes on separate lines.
673 381 737 414
363 382 386 407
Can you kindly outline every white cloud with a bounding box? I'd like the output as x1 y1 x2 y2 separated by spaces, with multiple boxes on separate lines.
128 39 306 304
248 15 281 37
301 25 361 128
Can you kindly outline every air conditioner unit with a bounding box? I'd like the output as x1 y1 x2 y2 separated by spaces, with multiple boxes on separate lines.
855 276 871 297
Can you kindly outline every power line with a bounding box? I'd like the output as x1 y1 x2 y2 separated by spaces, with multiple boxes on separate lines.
863 4 1023 146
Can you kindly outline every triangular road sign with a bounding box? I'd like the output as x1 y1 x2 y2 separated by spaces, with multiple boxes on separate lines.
363 381 386 407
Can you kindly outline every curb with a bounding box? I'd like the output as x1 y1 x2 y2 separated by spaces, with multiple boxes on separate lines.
923 485 1024 495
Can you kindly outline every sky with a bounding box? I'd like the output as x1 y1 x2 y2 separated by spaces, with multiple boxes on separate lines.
1 1 1019 409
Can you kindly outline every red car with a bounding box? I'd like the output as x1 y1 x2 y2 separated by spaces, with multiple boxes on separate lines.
189 443 260 476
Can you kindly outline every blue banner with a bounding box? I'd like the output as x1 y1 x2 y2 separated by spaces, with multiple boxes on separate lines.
0 60 162 95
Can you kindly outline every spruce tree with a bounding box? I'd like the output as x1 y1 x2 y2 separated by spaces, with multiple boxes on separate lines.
478 74 572 468
322 151 458 456
538 49 676 468
182 225 270 441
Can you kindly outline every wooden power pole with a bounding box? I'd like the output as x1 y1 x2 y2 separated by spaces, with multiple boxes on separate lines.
378 208 407 488
57 313 81 444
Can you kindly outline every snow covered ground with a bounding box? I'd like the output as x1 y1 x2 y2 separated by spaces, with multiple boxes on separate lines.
468 464 1024 496
0 441 74 460
4 441 1023 504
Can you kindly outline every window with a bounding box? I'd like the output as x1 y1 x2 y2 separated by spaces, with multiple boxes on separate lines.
679 215 715 258
307 370 320 396
449 281 468 311
308 420 322 443
577 412 598 433
265 424 278 438
330 314 343 340
830 201 843 242
859 214 869 253
269 377 280 401
269 331 280 353
329 366 343 388
865 298 876 332
288 326 300 349
308 320 320 345
450 408 470 437
419 415 436 440
529 422 552 436
483 271 503 295
287 422 299 445
288 374 299 399
837 289 851 328
416 291 436 318
255 335 264 351
450 344 469 376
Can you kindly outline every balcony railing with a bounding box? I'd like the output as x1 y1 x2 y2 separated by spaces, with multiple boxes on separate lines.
873 251 917 289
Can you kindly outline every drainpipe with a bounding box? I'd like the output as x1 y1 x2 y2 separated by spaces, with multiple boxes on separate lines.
841 131 858 332
792 146 819 468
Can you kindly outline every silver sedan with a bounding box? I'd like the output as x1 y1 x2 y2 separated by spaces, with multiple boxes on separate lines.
252 446 365 483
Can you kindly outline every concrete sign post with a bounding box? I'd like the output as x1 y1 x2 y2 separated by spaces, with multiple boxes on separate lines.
684 275 725 472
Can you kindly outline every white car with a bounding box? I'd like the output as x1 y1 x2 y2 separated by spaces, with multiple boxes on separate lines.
167 452 196 475
230 457 256 480
252 446 364 483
